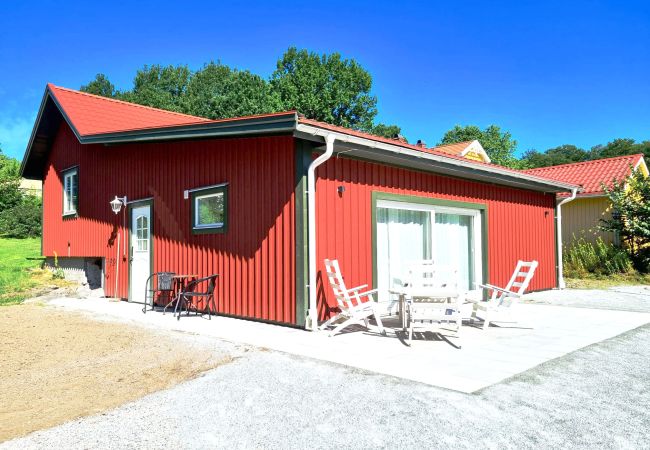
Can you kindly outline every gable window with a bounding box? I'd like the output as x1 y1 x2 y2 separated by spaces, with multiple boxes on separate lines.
190 184 228 234
62 167 78 216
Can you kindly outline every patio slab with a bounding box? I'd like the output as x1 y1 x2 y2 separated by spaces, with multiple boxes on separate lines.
46 296 650 393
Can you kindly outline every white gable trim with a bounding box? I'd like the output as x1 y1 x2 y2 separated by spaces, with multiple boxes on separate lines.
459 140 491 163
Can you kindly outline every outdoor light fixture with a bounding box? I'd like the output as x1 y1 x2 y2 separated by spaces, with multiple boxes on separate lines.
110 196 127 214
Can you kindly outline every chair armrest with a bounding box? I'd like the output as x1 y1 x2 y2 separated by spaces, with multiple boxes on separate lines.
346 284 368 293
478 283 518 296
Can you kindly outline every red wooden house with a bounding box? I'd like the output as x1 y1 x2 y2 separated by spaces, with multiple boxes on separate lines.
21 84 578 328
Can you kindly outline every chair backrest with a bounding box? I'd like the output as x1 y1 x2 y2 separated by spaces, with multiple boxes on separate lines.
323 259 355 310
156 272 175 291
406 261 458 290
495 260 538 305
184 274 219 296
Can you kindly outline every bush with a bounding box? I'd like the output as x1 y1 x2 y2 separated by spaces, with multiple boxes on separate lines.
563 238 634 278
0 194 42 238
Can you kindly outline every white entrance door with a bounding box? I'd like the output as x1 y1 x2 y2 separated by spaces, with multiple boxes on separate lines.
130 203 151 303
376 200 482 301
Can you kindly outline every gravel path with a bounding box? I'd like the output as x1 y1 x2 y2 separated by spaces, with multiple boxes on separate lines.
524 285 650 313
4 321 649 449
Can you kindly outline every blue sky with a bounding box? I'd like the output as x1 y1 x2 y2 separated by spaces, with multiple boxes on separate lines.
0 0 648 160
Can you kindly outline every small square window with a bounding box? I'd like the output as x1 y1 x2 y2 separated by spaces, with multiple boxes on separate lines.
62 167 78 216
191 185 228 234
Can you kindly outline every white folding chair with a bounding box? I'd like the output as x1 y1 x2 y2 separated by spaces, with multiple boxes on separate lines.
468 260 538 330
319 259 385 337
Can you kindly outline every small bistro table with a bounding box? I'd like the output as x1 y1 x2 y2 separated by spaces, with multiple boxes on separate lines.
162 274 198 314
388 287 463 344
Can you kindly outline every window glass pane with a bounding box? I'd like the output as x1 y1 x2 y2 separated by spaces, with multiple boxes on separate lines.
434 213 474 290
196 193 224 227
376 207 432 298
63 170 78 213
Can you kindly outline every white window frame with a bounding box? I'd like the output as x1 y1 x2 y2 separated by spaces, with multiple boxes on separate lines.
63 168 78 215
194 191 225 229
376 199 483 294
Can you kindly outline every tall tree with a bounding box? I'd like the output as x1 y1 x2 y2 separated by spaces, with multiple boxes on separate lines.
270 47 378 131
591 138 650 160
120 64 192 113
440 124 518 167
186 62 279 119
80 74 116 98
521 144 590 168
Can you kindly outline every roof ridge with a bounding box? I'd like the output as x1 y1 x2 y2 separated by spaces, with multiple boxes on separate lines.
47 83 211 122
524 153 644 172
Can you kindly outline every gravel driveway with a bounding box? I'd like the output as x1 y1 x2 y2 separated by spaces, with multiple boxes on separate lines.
3 324 649 449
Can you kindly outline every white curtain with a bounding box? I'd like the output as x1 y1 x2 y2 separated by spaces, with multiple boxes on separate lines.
434 213 473 290
376 208 431 301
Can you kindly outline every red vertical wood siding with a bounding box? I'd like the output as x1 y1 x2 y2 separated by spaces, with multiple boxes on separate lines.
315 157 557 319
42 122 297 325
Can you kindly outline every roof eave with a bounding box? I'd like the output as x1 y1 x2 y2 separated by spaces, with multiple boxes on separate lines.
294 123 580 194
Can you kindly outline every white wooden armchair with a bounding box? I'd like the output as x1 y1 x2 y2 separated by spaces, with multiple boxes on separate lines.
468 260 538 330
320 259 386 337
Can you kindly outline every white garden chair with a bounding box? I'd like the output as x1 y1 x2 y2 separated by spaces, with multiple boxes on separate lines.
404 261 463 346
320 259 386 337
468 260 538 330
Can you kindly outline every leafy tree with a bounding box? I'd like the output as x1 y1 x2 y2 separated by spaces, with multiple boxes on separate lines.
0 147 21 212
440 124 518 167
270 47 378 130
600 169 650 272
80 74 116 98
521 144 590 168
371 123 403 140
186 62 279 119
591 138 650 160
119 64 192 113
0 146 41 238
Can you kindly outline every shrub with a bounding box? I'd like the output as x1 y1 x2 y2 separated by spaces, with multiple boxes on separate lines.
0 194 41 238
563 238 634 278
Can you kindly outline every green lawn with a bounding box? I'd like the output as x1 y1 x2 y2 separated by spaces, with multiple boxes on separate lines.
0 238 49 305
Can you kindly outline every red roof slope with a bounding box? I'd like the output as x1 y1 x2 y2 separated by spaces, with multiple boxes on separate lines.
523 154 646 196
48 84 211 136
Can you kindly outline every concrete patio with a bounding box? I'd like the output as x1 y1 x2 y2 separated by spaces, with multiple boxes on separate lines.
46 294 650 393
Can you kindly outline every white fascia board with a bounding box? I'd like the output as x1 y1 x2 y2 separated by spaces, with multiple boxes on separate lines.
295 123 579 192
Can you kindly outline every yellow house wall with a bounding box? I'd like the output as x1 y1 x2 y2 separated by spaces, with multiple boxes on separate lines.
562 196 615 245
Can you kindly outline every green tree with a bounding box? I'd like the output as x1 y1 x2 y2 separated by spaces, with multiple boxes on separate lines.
186 62 279 119
0 146 41 238
600 169 650 272
80 73 116 97
120 64 192 113
270 47 378 130
521 144 590 168
440 124 518 167
371 123 403 140
591 138 650 160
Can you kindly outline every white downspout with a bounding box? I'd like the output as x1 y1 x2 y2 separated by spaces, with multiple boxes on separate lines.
306 133 335 331
556 188 578 289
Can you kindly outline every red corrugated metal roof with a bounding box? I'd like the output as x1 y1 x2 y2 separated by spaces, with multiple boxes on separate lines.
48 84 212 136
523 154 646 196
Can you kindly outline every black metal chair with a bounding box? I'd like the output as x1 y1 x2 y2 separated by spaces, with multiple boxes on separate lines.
174 274 219 320
143 272 176 314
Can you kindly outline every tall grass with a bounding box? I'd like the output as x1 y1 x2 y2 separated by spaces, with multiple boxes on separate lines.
563 238 634 278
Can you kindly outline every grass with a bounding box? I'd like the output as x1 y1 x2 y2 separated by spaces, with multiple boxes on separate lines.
0 238 70 305
565 273 650 290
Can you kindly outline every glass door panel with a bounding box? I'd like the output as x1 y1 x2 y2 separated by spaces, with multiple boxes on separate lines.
376 207 431 300
434 212 474 290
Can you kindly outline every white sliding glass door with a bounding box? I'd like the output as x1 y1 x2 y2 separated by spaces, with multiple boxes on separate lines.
376 199 482 300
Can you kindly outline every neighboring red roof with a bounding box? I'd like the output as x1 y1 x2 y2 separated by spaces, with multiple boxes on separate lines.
432 141 474 156
523 154 646 197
